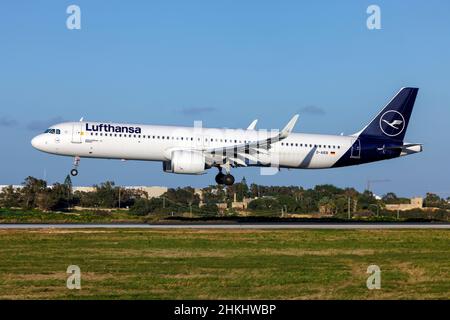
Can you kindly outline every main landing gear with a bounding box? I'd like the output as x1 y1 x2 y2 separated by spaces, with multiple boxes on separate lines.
70 156 80 176
215 166 235 186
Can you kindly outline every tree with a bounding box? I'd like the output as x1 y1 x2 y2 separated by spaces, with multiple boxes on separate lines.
249 183 260 198
74 191 98 207
424 193 443 208
163 187 200 207
382 192 398 203
129 198 151 216
129 197 168 215
21 176 47 209
199 203 219 217
95 181 116 208
318 196 336 214
234 177 249 201
357 190 378 211
201 185 225 204
277 195 299 212
248 198 279 211
50 183 71 210
64 175 73 193
0 185 21 208
35 189 58 211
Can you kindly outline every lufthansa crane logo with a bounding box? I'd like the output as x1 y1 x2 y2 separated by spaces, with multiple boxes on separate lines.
379 110 405 137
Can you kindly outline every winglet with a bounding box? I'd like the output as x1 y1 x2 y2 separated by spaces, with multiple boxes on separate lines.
280 114 299 138
247 119 258 130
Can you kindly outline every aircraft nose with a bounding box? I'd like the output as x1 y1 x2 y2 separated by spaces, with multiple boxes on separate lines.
31 134 45 150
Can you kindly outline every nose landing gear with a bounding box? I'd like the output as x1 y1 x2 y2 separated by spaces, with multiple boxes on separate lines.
215 166 235 186
70 156 80 176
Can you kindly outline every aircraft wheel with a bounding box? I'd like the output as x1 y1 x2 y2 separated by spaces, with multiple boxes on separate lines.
215 172 225 185
223 174 235 186
70 169 78 177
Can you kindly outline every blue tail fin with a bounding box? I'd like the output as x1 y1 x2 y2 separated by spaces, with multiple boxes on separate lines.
358 87 419 141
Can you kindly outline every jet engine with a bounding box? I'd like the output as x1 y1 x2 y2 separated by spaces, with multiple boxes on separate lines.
163 150 206 174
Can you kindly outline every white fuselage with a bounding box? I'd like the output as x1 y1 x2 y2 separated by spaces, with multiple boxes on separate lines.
31 121 354 169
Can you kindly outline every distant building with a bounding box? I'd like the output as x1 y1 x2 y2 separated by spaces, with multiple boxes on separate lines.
385 197 423 211
73 186 95 193
0 184 167 199
213 193 252 211
72 186 168 199
216 203 228 210
0 185 23 192
122 186 168 199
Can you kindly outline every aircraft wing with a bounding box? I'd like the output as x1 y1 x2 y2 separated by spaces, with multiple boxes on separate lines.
203 114 299 167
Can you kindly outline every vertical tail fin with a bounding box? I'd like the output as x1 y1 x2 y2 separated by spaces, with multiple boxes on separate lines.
357 87 419 141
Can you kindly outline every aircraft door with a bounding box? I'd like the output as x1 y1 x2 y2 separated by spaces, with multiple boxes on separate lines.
350 138 361 159
71 122 83 143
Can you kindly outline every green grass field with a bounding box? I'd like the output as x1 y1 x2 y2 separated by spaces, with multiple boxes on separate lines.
0 228 448 299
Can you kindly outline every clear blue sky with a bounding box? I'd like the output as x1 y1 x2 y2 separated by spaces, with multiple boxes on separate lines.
1 1 449 198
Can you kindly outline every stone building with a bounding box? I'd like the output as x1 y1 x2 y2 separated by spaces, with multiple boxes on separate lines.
385 197 423 211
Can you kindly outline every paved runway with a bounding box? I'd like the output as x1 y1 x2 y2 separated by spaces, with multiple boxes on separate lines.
0 223 449 229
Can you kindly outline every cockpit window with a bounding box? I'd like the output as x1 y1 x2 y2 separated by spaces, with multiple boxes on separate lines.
44 129 60 134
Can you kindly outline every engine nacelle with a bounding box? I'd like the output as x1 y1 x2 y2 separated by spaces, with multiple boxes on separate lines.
163 150 206 174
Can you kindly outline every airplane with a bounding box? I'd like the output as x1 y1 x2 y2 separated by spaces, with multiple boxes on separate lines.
31 87 422 186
